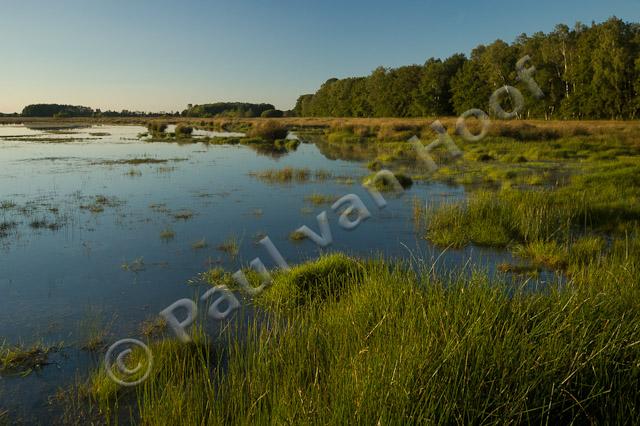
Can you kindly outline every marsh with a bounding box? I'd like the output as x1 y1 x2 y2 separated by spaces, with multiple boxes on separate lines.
0 122 518 422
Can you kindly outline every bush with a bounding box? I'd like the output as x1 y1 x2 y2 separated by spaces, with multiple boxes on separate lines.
147 122 168 135
175 124 193 137
249 121 288 141
260 109 284 118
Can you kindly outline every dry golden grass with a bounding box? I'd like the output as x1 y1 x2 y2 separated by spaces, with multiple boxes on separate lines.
5 116 640 133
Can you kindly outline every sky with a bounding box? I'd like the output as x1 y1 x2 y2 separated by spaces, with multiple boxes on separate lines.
1 0 638 113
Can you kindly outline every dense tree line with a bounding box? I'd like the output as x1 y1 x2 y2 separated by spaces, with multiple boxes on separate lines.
21 104 94 117
295 18 640 120
18 104 184 118
181 102 277 118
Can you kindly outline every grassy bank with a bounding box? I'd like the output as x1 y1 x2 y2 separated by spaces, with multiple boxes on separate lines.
86 246 640 424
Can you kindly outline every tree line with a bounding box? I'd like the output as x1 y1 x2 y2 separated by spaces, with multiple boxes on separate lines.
294 18 640 120
181 102 286 118
19 104 182 118
16 102 291 118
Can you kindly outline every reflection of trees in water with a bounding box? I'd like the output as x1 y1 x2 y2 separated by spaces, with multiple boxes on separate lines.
313 136 394 162
24 123 91 131
243 138 300 159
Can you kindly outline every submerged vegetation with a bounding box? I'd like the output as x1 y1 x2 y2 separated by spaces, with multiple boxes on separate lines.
0 342 61 375
250 167 311 183
159 228 176 241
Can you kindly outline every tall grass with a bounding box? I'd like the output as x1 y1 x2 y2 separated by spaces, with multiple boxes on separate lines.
426 160 640 250
87 248 640 424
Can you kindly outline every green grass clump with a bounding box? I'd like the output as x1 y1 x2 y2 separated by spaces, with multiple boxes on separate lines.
512 241 569 270
256 253 364 311
201 267 235 287
425 190 529 247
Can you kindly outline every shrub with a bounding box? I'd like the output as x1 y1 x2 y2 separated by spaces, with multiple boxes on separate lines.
175 124 193 137
147 122 168 136
249 121 288 141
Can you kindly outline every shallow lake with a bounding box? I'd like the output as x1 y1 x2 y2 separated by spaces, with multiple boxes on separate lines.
0 124 551 422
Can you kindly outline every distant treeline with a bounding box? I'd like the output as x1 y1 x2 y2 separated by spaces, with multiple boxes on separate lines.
17 102 290 118
20 104 179 118
295 18 640 120
22 104 94 117
181 102 290 118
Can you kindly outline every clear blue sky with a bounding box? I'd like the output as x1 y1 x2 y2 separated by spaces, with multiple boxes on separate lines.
1 0 638 113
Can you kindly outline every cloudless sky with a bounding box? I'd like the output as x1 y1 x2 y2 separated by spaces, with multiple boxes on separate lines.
1 0 638 113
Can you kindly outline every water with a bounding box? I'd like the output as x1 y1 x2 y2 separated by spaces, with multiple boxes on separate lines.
0 124 536 422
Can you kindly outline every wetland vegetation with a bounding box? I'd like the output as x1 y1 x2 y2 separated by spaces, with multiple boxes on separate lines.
14 116 625 424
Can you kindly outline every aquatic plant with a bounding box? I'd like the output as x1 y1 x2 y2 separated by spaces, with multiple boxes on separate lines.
121 257 145 272
191 238 208 250
29 218 61 230
217 235 240 257
249 167 311 183
0 221 17 238
172 210 194 220
304 193 336 206
0 341 61 375
160 228 176 241
289 230 308 242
